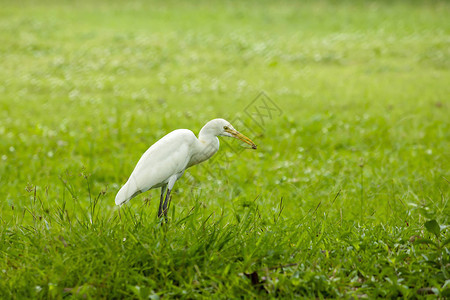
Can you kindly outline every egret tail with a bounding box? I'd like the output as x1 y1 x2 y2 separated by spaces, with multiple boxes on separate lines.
115 179 141 205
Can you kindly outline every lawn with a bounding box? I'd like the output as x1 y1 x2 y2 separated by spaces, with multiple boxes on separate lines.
0 0 449 298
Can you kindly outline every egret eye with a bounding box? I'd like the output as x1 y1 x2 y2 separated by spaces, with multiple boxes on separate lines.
223 126 229 130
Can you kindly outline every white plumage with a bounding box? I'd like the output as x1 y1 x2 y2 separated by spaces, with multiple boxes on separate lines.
115 118 257 218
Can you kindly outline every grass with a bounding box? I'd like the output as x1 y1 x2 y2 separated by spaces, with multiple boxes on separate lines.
1 0 449 298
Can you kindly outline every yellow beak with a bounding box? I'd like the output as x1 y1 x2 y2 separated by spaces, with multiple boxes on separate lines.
225 128 257 149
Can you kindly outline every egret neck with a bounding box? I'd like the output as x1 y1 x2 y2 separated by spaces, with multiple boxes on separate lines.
188 124 220 167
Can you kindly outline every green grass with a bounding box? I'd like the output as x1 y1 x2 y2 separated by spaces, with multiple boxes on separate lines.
1 0 449 298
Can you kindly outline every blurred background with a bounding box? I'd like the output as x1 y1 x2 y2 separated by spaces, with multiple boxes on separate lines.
0 0 448 223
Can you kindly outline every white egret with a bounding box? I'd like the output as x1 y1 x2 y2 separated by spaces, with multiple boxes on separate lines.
115 118 257 218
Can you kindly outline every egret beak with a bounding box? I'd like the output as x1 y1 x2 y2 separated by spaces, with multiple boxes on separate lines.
225 128 257 149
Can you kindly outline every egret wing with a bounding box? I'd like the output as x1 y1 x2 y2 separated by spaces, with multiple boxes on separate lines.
115 129 196 205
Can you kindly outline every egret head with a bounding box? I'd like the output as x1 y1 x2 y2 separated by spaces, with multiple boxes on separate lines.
202 118 257 149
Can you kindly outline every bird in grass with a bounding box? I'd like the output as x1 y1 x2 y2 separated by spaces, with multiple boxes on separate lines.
115 118 257 218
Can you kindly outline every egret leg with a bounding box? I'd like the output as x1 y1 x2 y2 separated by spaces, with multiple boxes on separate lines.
159 173 181 220
158 185 167 218
162 188 171 218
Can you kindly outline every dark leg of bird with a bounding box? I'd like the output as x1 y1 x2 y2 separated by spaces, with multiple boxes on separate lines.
158 186 165 218
162 189 171 218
